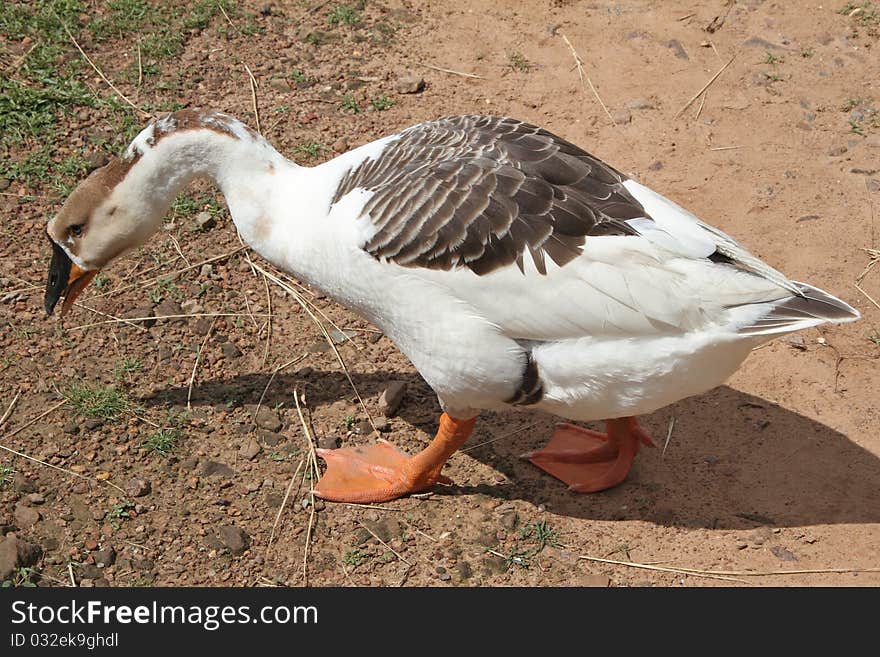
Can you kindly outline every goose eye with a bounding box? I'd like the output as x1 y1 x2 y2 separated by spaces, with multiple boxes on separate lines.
69 224 84 237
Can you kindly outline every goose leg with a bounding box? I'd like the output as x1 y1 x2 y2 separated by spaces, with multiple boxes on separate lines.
522 417 655 493
314 413 476 503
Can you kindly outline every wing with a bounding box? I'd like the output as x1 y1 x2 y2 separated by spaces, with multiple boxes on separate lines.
330 115 647 276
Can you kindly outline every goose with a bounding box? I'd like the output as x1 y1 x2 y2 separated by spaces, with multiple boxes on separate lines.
44 109 859 503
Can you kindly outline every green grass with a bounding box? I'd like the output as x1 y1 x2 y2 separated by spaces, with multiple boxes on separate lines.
64 383 130 421
328 4 360 26
143 428 182 455
764 51 784 65
1 567 38 588
0 464 14 487
107 500 135 528
868 328 880 346
296 142 326 159
839 1 880 25
498 520 561 569
371 94 393 112
339 94 360 114
507 52 531 72
343 548 369 566
114 357 143 381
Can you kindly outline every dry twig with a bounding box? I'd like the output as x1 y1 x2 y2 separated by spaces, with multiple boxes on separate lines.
560 33 616 126
674 53 737 119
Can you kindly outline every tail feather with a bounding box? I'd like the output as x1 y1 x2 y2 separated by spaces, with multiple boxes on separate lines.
737 282 860 336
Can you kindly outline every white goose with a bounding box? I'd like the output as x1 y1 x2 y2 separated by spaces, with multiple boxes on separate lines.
45 109 859 503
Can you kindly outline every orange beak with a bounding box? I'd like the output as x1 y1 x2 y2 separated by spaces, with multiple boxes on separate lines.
44 236 98 316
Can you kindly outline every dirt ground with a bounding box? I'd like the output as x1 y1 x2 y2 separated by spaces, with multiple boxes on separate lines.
1 0 879 588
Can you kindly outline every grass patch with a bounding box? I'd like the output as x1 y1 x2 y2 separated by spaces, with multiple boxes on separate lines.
499 520 561 569
868 328 880 346
107 500 135 528
143 428 182 455
328 4 360 26
64 383 130 421
1 566 38 588
296 142 326 159
339 94 360 114
507 51 531 72
371 94 393 112
343 548 369 566
0 464 14 487
839 1 880 25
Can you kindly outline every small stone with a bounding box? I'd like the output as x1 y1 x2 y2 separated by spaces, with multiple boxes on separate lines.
80 564 102 579
83 418 104 430
394 74 425 94
626 99 654 110
239 438 262 460
827 145 848 157
200 264 213 278
93 547 116 567
782 335 807 350
611 109 632 125
770 546 798 562
664 39 689 60
362 518 402 543
93 577 110 587
195 211 216 230
372 415 390 432
193 317 213 336
154 299 184 324
317 435 340 450
499 510 518 530
25 493 45 505
735 541 748 550
751 526 773 546
332 138 349 152
455 560 472 581
256 429 286 447
221 342 242 358
268 78 293 93
255 407 283 432
378 381 406 416
200 461 236 478
0 178 9 191
62 422 81 435
124 305 157 327
125 477 151 497
84 151 110 171
218 525 251 555
14 504 40 529
475 528 498 547
12 474 37 493
0 535 42 581
481 554 508 575
84 538 99 551
648 160 663 171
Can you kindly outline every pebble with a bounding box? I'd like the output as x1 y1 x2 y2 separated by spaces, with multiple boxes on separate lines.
84 151 110 171
14 504 41 529
770 546 798 562
394 74 425 94
218 525 251 555
378 381 406 416
626 99 654 110
0 535 42 581
256 429 286 447
193 317 213 336
84 418 104 430
255 407 283 432
455 560 472 581
93 547 116 567
317 435 340 450
827 145 848 157
221 342 242 358
154 299 184 324
84 538 99 551
199 460 236 478
475 528 498 547
195 211 216 231
481 554 508 575
12 473 37 493
611 109 632 125
361 518 402 543
25 493 45 505
125 477 152 497
62 422 81 435
664 39 689 60
332 138 349 152
239 438 262 460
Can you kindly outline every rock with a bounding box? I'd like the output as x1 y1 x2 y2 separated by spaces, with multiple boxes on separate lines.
372 415 390 432
93 577 110 587
239 438 262 460
93 547 115 567
84 538 98 551
125 477 151 497
193 317 213 336
268 78 293 93
332 138 349 152
481 554 508 575
317 435 339 450
626 99 654 110
256 429 286 447
455 560 472 581
751 526 774 546
664 39 689 60
0 178 9 191
770 546 798 562
827 145 848 157
14 504 40 529
80 563 102 579
218 525 251 555
180 299 204 315
154 299 184 323
84 151 110 171
735 541 748 550
0 535 42 581
12 473 37 493
200 264 213 278
394 75 425 94
574 573 610 587
378 381 406 416
475 528 498 547
611 109 632 125
25 493 45 505
132 556 154 570
499 510 518 530
195 211 216 231
200 461 236 478
362 518 402 543
83 418 104 430
220 342 242 358
62 422 81 435
648 160 663 171
255 407 283 432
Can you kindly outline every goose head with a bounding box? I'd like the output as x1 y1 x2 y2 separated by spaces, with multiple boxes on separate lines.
43 153 167 316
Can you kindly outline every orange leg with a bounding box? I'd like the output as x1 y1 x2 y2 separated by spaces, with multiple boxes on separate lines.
522 417 655 493
314 413 476 503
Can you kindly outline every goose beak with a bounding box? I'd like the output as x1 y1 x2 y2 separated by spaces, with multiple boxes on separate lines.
44 238 98 316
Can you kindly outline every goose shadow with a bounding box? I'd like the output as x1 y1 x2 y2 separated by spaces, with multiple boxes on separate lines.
143 370 880 530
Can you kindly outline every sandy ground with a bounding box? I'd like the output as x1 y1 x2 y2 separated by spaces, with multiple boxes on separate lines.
1 0 878 587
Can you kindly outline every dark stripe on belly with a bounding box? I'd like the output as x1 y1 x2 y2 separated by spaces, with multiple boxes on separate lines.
505 351 544 406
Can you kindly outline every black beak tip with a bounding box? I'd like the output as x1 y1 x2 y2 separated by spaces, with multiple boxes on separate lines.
45 237 71 316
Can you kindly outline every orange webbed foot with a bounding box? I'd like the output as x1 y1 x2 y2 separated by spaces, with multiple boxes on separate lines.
522 417 654 493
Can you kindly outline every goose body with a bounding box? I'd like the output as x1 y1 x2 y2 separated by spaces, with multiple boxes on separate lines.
45 110 859 502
